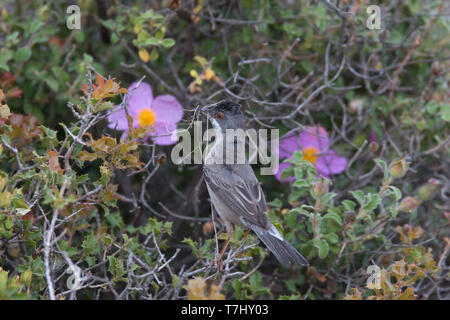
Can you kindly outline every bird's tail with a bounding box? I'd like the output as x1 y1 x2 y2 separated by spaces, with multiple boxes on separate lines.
250 224 309 267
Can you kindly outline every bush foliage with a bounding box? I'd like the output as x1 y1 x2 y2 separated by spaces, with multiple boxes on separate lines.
0 0 448 300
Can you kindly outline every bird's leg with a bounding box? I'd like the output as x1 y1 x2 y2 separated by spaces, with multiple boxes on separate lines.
242 229 250 242
236 229 251 258
218 229 234 270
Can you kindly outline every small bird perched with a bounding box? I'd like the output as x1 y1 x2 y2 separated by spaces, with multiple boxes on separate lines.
199 101 309 268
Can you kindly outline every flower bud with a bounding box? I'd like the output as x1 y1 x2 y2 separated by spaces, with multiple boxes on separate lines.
38 5 50 21
6 242 21 258
1 8 8 21
413 35 422 47
202 221 214 235
369 141 379 153
312 178 329 198
20 269 33 287
417 178 440 201
154 153 167 165
398 197 421 213
344 211 356 224
432 61 443 76
444 212 450 223
380 254 393 266
6 88 22 99
389 157 409 178
348 99 363 114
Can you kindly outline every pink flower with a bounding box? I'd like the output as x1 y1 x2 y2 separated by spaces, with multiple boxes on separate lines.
274 126 347 182
107 81 183 145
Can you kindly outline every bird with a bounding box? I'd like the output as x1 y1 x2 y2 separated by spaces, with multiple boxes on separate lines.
199 101 309 268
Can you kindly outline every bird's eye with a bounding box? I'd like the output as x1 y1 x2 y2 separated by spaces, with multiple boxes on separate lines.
215 112 224 119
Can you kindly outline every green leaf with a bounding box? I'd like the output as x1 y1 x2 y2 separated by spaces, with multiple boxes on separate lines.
149 48 159 61
59 240 78 257
242 0 254 10
108 256 127 283
405 0 421 14
44 77 59 92
78 150 98 162
103 235 113 246
155 29 165 40
0 50 13 71
249 272 262 291
94 101 114 113
194 56 208 67
6 31 20 44
268 198 282 208
323 232 339 244
231 279 244 298
342 200 356 212
100 19 116 30
29 20 43 34
280 294 302 300
284 210 298 229
300 61 313 72
142 9 155 19
14 47 32 62
313 239 329 259
182 238 200 257
350 190 365 205
106 212 123 228
81 234 100 255
426 101 439 114
389 186 402 202
85 256 96 267
319 192 336 206
11 197 30 216
291 151 303 164
167 274 178 291
280 165 294 181
439 104 450 121
374 158 389 180
111 33 119 44
293 179 309 189
161 38 175 48
363 193 381 211
39 125 58 140
133 31 160 47
290 206 313 218
388 25 405 45
323 210 342 226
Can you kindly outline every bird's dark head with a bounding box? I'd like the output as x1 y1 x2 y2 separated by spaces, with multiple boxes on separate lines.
199 101 246 130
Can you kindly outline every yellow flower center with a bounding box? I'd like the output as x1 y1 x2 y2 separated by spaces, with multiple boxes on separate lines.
302 146 319 164
138 109 156 127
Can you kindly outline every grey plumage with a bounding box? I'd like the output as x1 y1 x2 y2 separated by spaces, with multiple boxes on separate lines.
250 224 309 267
200 101 309 267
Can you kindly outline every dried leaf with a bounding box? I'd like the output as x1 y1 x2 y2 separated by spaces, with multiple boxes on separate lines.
187 277 225 300
47 150 64 174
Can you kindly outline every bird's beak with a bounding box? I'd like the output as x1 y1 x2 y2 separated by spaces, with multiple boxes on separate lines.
198 106 211 116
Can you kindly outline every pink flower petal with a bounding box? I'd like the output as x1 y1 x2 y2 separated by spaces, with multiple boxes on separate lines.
127 81 153 115
298 126 329 151
152 95 184 124
278 133 301 159
315 150 347 177
120 130 128 141
107 108 129 131
148 122 179 146
274 162 296 183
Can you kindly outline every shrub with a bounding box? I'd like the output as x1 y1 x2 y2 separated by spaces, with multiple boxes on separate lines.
0 0 448 300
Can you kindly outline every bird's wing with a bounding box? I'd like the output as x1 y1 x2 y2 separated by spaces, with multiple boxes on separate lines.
203 164 269 229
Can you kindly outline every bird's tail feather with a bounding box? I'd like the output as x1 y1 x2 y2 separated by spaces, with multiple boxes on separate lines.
251 225 309 267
